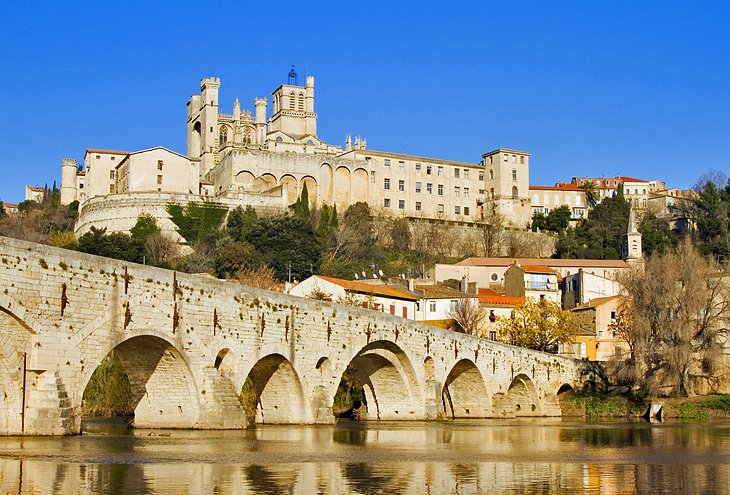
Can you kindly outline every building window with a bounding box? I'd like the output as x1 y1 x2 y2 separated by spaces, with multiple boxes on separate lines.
479 171 484 181
158 160 164 171
109 170 115 179
464 187 469 199
402 307 408 318
455 205 461 214
384 178 390 190
429 301 436 312
437 184 443 195
489 187 495 199
491 273 499 281
96 155 101 159
415 201 421 211
415 162 422 173
464 206 470 216
399 161 405 172
521 156 525 164
398 199 405 209
426 183 432 194
511 155 516 162
371 171 376 183
512 169 517 181
454 186 460 198
438 204 444 213
426 165 432 175
384 198 391 208
398 180 405 191
454 168 460 178
489 169 494 180
384 159 390 169
512 186 519 198
109 185 114 193
110 156 115 161
503 155 508 162
489 331 496 340
157 175 163 184
415 182 421 193
437 166 443 176
611 311 617 320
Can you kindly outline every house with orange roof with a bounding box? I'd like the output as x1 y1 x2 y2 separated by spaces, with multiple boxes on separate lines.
562 269 622 309
24 185 46 203
570 295 627 361
288 275 476 322
478 288 524 341
503 262 561 304
529 182 588 221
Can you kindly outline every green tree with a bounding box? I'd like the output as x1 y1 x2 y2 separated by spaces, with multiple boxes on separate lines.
579 180 598 207
167 201 228 246
694 181 729 261
583 195 630 259
77 227 142 262
212 237 257 279
130 214 159 242
246 216 321 281
531 212 547 232
546 205 572 233
638 212 676 256
290 183 311 220
225 205 258 242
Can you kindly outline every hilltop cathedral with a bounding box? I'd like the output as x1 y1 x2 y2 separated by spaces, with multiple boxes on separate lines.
60 69 547 239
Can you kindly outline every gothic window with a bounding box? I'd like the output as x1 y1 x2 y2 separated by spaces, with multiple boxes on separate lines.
512 186 519 199
219 126 229 144
298 93 304 111
243 128 252 145
289 92 296 110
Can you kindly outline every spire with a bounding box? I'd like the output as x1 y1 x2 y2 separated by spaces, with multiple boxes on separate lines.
288 65 298 85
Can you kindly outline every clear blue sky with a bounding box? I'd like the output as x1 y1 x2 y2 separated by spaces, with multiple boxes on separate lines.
1 1 728 203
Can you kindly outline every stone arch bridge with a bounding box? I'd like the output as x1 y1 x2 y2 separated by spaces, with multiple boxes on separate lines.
0 236 584 435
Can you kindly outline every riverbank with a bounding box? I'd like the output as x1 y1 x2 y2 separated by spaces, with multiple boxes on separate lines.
560 393 730 420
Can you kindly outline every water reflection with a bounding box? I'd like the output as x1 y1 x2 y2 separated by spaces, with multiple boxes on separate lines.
0 419 728 494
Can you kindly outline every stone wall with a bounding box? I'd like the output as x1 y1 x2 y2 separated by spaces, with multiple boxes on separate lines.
74 191 288 240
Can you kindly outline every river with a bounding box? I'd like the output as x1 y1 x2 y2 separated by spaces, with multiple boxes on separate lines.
0 418 729 494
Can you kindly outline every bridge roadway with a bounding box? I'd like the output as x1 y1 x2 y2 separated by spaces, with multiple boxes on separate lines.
0 235 584 435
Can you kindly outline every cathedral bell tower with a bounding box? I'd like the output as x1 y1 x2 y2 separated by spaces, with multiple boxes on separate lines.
268 67 318 141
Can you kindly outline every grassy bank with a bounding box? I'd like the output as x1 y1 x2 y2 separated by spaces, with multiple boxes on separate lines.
560 393 730 420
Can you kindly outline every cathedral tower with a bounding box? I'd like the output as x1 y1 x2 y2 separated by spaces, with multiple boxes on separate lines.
268 69 318 140
187 77 220 177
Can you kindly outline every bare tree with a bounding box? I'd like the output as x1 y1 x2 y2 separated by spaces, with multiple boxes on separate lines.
144 231 180 267
692 169 729 192
237 265 281 292
618 240 730 396
479 205 506 256
307 286 333 301
449 299 486 337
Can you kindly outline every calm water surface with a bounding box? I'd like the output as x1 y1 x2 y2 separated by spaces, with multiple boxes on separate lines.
0 418 729 494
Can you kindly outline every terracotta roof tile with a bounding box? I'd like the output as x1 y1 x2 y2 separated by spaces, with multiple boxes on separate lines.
414 284 469 299
317 275 420 300
478 288 524 306
519 265 557 274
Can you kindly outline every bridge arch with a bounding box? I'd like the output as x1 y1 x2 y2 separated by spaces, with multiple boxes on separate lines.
0 304 35 434
442 359 490 418
335 340 422 420
243 353 306 424
78 333 202 430
505 373 540 416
